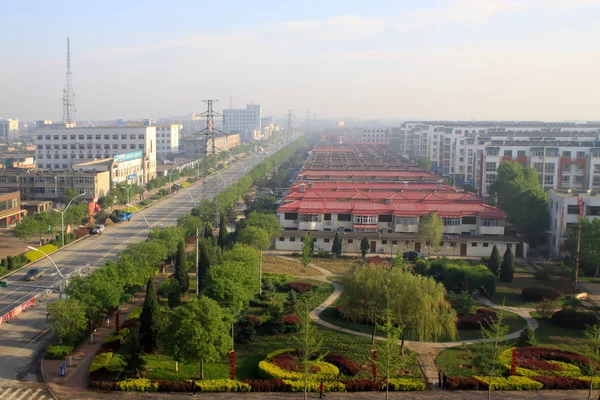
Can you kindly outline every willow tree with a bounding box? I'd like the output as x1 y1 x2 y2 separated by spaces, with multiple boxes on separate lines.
340 263 457 348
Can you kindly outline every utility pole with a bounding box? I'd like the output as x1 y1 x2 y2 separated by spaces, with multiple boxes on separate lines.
575 221 582 292
286 109 293 141
196 228 200 298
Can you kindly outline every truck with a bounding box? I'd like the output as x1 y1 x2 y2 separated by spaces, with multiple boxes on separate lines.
117 212 134 222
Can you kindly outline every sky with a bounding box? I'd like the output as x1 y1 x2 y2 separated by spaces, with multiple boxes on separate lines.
1 0 599 122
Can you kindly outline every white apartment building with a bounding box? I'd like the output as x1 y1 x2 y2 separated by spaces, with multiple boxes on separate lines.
361 128 390 145
156 124 180 159
0 119 19 144
223 104 261 142
34 126 157 184
548 189 600 257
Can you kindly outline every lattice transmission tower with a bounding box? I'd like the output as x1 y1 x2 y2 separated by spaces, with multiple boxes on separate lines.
62 37 76 125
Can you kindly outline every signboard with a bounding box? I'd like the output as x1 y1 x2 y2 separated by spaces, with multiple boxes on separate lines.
578 196 584 217
0 297 35 326
113 151 143 163
127 173 137 180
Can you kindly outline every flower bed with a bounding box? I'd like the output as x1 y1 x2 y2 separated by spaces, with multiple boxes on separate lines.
456 308 497 330
325 353 361 376
288 281 313 294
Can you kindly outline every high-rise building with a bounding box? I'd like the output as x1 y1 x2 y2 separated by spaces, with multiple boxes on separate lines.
223 104 261 142
155 124 181 159
0 119 19 144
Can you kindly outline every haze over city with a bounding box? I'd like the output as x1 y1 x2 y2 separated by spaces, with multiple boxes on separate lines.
2 0 600 121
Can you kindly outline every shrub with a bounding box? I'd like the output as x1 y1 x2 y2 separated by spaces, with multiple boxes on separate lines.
156 380 191 392
7 256 15 270
127 307 143 320
325 353 360 376
100 339 121 354
474 376 543 390
235 317 256 344
282 314 302 333
456 308 497 330
247 315 260 327
516 346 592 369
288 281 313 294
258 360 339 380
387 378 426 391
532 376 589 389
115 378 159 392
244 379 289 392
521 287 561 302
317 250 330 258
517 325 537 347
447 291 474 316
282 380 346 392
1 258 7 269
140 200 152 206
535 298 557 319
89 381 117 391
447 376 488 390
90 352 113 373
551 310 600 330
45 344 71 359
426 260 497 296
343 379 381 391
193 379 251 392
120 318 140 330
24 244 58 262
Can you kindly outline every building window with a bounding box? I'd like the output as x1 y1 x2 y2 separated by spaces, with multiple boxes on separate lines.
480 219 505 227
544 175 554 185
503 150 512 157
324 238 330 243
485 174 496 184
594 176 600 187
567 205 579 214
587 207 600 216
299 214 321 222
279 237 284 241
443 218 461 226
486 149 499 156
483 243 489 247
338 214 352 222
563 151 572 158
347 239 354 244
395 217 417 225
462 216 477 225
518 150 526 157
532 150 544 157
545 163 555 173
576 164 585 172
284 212 298 220
562 176 570 184
324 213 331 221
471 242 477 247
577 151 586 158
289 237 296 242
575 176 584 184
354 215 377 224
562 164 571 172
533 163 544 174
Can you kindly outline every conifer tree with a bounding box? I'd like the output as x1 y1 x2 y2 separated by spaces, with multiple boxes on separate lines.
174 240 189 293
217 213 228 249
499 247 515 283
139 278 161 353
331 232 342 257
487 245 501 276
517 325 537 347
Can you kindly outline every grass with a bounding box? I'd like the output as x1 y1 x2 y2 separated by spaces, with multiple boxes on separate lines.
262 256 323 277
492 270 574 308
311 257 358 274
319 303 527 343
435 344 488 377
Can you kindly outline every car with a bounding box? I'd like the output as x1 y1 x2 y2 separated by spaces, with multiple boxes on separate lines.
403 251 427 261
92 224 105 234
25 268 44 281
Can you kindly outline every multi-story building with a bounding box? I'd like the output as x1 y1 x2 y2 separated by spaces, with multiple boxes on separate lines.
223 104 261 142
548 189 600 257
33 126 157 183
156 124 181 159
0 168 110 202
0 191 26 229
0 119 19 144
361 128 390 145
275 144 523 257
180 134 241 158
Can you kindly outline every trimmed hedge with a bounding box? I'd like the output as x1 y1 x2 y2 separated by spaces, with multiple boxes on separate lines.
44 344 71 360
456 308 497 330
243 379 290 392
551 310 600 330
282 380 346 392
427 260 497 296
521 287 561 302
447 376 488 390
288 281 313 294
325 353 360 376
258 360 339 380
474 376 543 390
532 376 590 389
25 244 58 262
342 379 382 391
387 378 426 391
116 378 159 392
192 379 251 392
89 352 113 373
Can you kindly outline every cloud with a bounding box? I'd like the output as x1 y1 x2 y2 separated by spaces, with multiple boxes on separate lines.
274 15 387 40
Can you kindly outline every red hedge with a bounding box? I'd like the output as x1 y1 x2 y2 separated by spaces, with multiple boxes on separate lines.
456 308 497 330
157 380 192 392
282 314 302 325
247 315 260 327
532 376 589 390
342 379 383 391
518 358 562 372
288 282 313 294
326 353 361 376
517 346 593 368
447 377 488 390
271 351 299 371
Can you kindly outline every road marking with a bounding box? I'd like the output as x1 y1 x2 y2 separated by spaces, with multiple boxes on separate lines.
5 388 21 400
5 326 52 361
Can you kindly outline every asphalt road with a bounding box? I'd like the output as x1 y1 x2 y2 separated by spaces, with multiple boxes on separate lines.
0 138 289 381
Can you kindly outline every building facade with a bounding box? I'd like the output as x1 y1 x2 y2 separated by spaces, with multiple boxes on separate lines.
155 124 180 159
0 191 26 229
223 104 261 142
361 128 391 145
0 119 19 144
34 126 157 178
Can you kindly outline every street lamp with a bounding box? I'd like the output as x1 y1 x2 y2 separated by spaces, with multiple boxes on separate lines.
26 246 69 300
53 193 85 247
125 204 152 228
173 183 196 206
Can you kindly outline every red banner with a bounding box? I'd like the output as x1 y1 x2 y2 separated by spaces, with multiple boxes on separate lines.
579 196 584 217
0 297 36 326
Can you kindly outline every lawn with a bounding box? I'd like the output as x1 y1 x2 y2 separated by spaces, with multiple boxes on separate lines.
530 312 590 354
319 303 527 343
262 256 323 277
492 271 573 308
311 257 359 275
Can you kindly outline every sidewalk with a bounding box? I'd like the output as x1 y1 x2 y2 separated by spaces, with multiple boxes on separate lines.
44 273 168 392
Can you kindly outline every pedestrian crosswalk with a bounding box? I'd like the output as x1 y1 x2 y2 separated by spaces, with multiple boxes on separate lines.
0 387 50 400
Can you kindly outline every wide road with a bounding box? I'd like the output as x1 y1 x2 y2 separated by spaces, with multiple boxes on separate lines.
0 137 292 381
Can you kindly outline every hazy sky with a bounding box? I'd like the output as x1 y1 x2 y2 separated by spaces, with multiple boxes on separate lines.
1 0 599 122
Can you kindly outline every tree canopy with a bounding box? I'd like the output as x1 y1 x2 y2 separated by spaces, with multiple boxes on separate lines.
237 226 270 250
204 259 258 312
139 278 162 353
243 211 281 240
46 298 87 348
565 218 600 277
418 212 443 256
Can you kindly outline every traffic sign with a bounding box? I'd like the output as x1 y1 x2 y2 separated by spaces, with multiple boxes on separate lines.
0 281 7 288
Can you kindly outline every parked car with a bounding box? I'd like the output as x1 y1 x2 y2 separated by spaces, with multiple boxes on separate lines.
25 268 44 281
92 225 106 234
403 251 427 261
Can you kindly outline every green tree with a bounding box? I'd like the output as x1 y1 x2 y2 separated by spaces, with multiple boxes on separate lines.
90 263 124 327
160 296 231 380
98 195 115 210
377 308 406 400
499 247 515 283
125 241 168 280
176 214 203 240
13 215 40 244
394 249 407 270
418 212 443 257
479 311 510 400
217 212 228 248
46 298 87 348
67 275 102 342
417 157 432 170
63 188 80 203
204 222 214 241
360 237 370 258
300 233 313 277
565 218 600 277
487 245 501 276
139 278 161 353
205 259 258 311
122 332 146 377
244 211 281 240
237 226 270 250
167 279 182 308
292 296 326 400
517 325 537 347
148 226 185 258
191 199 218 225
284 290 298 314
174 240 189 294
331 232 342 257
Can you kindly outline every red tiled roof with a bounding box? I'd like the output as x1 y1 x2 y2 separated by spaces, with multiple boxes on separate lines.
299 170 439 179
277 200 506 219
289 182 456 191
285 190 484 204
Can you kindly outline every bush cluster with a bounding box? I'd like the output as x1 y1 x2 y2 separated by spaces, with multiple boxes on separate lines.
517 346 593 369
425 259 497 296
258 360 339 380
475 376 543 390
192 379 251 392
115 378 159 392
456 308 497 330
521 287 561 302
282 314 302 333
551 310 600 330
325 353 360 376
44 344 72 360
243 379 289 392
447 377 488 390
24 244 58 262
532 376 590 389
288 281 313 294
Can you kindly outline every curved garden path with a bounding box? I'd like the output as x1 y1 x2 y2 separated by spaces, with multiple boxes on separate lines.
272 256 541 388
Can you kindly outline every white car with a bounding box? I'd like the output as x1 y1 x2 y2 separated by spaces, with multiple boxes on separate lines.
92 225 105 235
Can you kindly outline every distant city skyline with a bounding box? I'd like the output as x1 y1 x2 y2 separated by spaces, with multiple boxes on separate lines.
1 0 599 122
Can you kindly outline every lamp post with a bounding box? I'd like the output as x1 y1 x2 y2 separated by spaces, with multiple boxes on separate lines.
173 183 196 206
123 184 132 205
125 204 152 228
53 193 85 247
26 246 69 300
